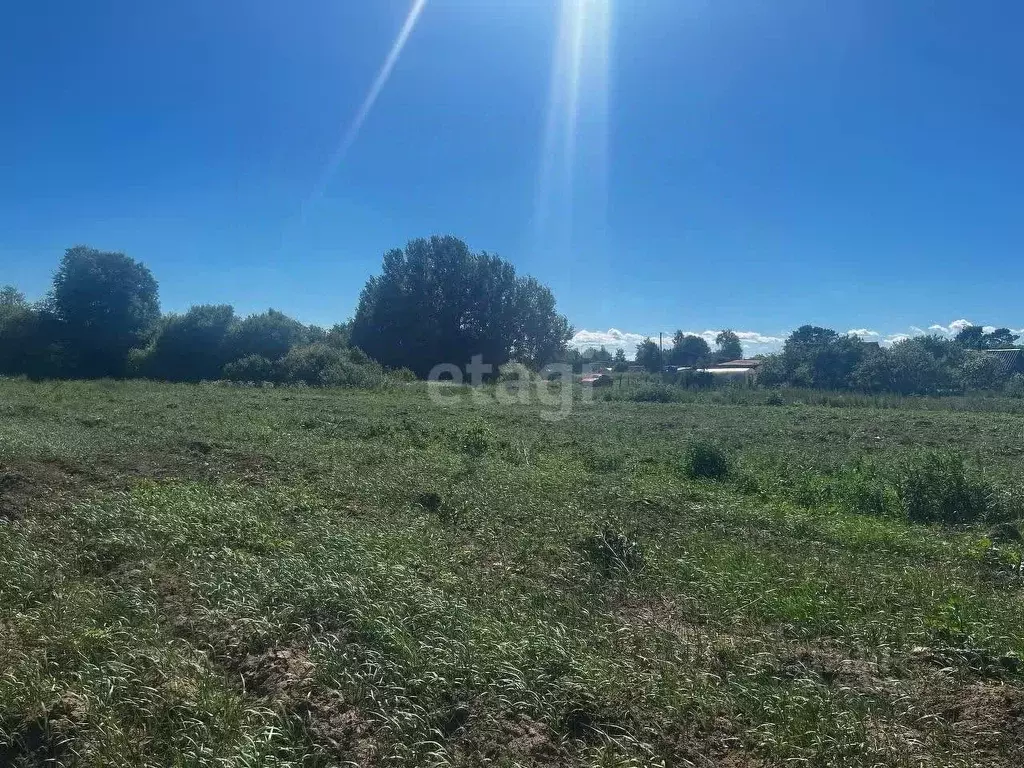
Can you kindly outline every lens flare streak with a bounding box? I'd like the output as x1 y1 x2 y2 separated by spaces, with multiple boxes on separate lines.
534 0 612 248
309 0 429 203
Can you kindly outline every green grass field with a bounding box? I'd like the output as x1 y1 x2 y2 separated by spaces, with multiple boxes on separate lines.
2 379 1023 767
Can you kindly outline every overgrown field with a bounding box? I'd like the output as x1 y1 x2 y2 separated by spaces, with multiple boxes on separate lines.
2 379 1024 767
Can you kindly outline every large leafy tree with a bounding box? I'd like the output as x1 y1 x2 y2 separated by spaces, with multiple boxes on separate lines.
668 331 711 367
0 286 26 308
955 324 1020 350
984 328 1020 349
714 330 743 362
49 246 160 377
350 236 572 377
581 346 613 363
634 338 662 373
778 325 866 389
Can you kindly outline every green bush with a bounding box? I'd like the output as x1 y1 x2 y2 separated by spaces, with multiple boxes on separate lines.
684 439 730 480
278 343 348 386
319 359 388 389
1006 374 1024 399
388 367 418 383
833 461 901 518
581 526 644 576
900 452 995 524
629 384 677 403
222 354 276 383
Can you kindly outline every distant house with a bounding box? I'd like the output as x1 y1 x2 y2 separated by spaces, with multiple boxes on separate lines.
980 349 1024 376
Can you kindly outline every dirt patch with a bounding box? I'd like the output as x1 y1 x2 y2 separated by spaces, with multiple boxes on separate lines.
0 693 86 767
921 681 1024 766
239 647 316 698
614 596 750 667
0 446 278 522
234 644 377 765
775 646 899 697
0 461 84 521
449 714 565 766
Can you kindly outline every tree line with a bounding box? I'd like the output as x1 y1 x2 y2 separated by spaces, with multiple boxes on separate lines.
0 236 573 385
569 330 744 373
2 238 1019 396
571 324 1022 396
756 325 1022 395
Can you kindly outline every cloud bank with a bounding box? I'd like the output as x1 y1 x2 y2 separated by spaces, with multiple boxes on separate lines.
569 328 785 357
571 319 1023 358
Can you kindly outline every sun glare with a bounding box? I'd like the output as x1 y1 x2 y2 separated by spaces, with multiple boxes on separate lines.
307 0 429 206
534 0 612 247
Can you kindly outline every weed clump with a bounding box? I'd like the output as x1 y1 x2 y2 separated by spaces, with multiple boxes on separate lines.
684 440 730 480
458 422 492 457
900 452 995 524
628 384 677 403
581 527 645 577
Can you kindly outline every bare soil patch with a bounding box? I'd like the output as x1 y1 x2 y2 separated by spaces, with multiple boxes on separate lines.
235 644 377 765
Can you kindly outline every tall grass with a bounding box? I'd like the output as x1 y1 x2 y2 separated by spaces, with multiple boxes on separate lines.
2 378 1024 766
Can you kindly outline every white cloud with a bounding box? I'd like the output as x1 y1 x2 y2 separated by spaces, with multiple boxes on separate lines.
571 319 1022 358
734 330 786 346
568 328 660 356
569 328 785 357
883 333 912 346
928 319 975 336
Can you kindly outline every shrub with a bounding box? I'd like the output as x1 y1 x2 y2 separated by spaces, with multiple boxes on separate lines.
581 526 645 576
319 359 388 389
130 305 237 382
629 384 677 403
389 367 418 383
1006 374 1024 399
833 460 901 517
224 309 311 362
900 452 995 524
278 343 348 386
223 355 276 383
684 439 730 480
458 422 492 457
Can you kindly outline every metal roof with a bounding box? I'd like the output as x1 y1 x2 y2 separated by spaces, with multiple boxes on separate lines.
710 359 763 369
698 367 757 375
981 348 1024 376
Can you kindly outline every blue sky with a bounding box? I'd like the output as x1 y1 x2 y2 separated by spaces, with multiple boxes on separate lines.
3 0 1022 356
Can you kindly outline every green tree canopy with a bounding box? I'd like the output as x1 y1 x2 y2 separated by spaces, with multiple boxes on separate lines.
350 236 572 377
954 325 1020 350
668 331 711 367
1 286 27 308
0 286 61 377
581 346 613 363
49 246 160 377
634 338 662 373
714 330 743 362
225 309 312 362
131 305 238 382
